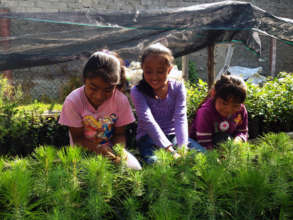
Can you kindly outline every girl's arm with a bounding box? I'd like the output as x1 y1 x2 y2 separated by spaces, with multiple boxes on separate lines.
234 105 249 142
112 91 135 147
130 87 172 148
69 127 118 160
192 107 214 149
173 82 188 148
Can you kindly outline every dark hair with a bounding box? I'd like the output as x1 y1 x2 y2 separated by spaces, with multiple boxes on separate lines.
213 74 247 103
83 50 128 92
137 43 174 98
197 74 247 111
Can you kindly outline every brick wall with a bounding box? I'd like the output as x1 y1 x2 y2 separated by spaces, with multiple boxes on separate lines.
0 0 292 99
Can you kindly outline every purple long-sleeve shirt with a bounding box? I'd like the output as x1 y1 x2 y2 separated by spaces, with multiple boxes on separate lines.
130 80 188 148
190 97 248 149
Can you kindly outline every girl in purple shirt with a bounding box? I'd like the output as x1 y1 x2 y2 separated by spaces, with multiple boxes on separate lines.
189 75 248 150
131 43 192 164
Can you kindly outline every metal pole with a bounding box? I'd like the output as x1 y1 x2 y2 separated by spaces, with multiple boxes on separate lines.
182 55 189 81
270 38 277 77
208 44 215 89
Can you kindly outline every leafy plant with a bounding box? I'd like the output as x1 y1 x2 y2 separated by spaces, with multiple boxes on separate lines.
175 59 199 83
0 78 68 156
186 79 208 122
59 76 83 103
0 133 292 219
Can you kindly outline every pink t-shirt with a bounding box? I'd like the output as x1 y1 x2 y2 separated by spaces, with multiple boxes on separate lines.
59 86 135 146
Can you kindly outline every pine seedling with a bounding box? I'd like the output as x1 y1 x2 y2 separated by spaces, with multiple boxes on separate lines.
27 146 58 215
57 146 83 168
257 132 293 153
228 164 276 219
45 164 83 220
142 150 184 219
174 151 207 219
254 133 293 219
109 162 145 219
79 155 114 219
47 207 79 220
193 149 236 220
113 144 128 171
149 196 182 220
154 148 175 167
57 146 84 190
122 197 145 220
0 158 39 220
31 146 57 170
32 146 85 219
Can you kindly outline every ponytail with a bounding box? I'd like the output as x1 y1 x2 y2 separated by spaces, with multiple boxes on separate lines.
137 77 156 98
117 63 129 93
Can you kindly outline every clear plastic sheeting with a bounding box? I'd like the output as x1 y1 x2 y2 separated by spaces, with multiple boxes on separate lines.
228 66 266 84
0 1 293 71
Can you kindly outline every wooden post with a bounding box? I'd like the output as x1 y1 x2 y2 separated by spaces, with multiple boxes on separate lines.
182 55 189 81
269 38 277 77
207 44 215 89
0 8 12 81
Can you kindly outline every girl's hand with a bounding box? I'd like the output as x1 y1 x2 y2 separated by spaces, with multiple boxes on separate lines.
112 156 121 164
172 152 181 159
233 136 243 144
166 145 181 159
178 145 188 157
98 144 117 160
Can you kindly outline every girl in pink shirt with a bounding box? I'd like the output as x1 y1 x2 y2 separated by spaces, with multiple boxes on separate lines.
59 50 141 169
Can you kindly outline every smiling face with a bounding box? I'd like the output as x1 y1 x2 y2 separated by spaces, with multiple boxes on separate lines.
84 76 116 109
214 97 242 118
142 54 172 92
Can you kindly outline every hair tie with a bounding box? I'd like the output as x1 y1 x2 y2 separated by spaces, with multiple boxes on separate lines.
101 49 110 54
124 59 130 67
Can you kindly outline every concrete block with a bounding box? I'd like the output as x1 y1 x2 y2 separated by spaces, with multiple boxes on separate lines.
66 3 81 10
141 0 152 6
2 1 19 8
35 1 67 10
15 7 43 13
81 0 93 7
167 2 181 8
18 1 35 8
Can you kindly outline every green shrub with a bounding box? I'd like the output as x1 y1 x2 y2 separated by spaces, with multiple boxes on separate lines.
245 72 293 133
16 101 63 113
186 79 208 122
0 133 292 219
59 76 83 103
175 59 199 83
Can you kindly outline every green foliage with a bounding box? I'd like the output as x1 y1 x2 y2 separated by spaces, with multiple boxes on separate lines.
245 72 293 132
16 101 63 113
59 76 83 103
0 76 23 106
175 59 199 83
188 61 199 83
0 76 68 156
0 104 68 157
0 133 292 219
186 79 208 121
